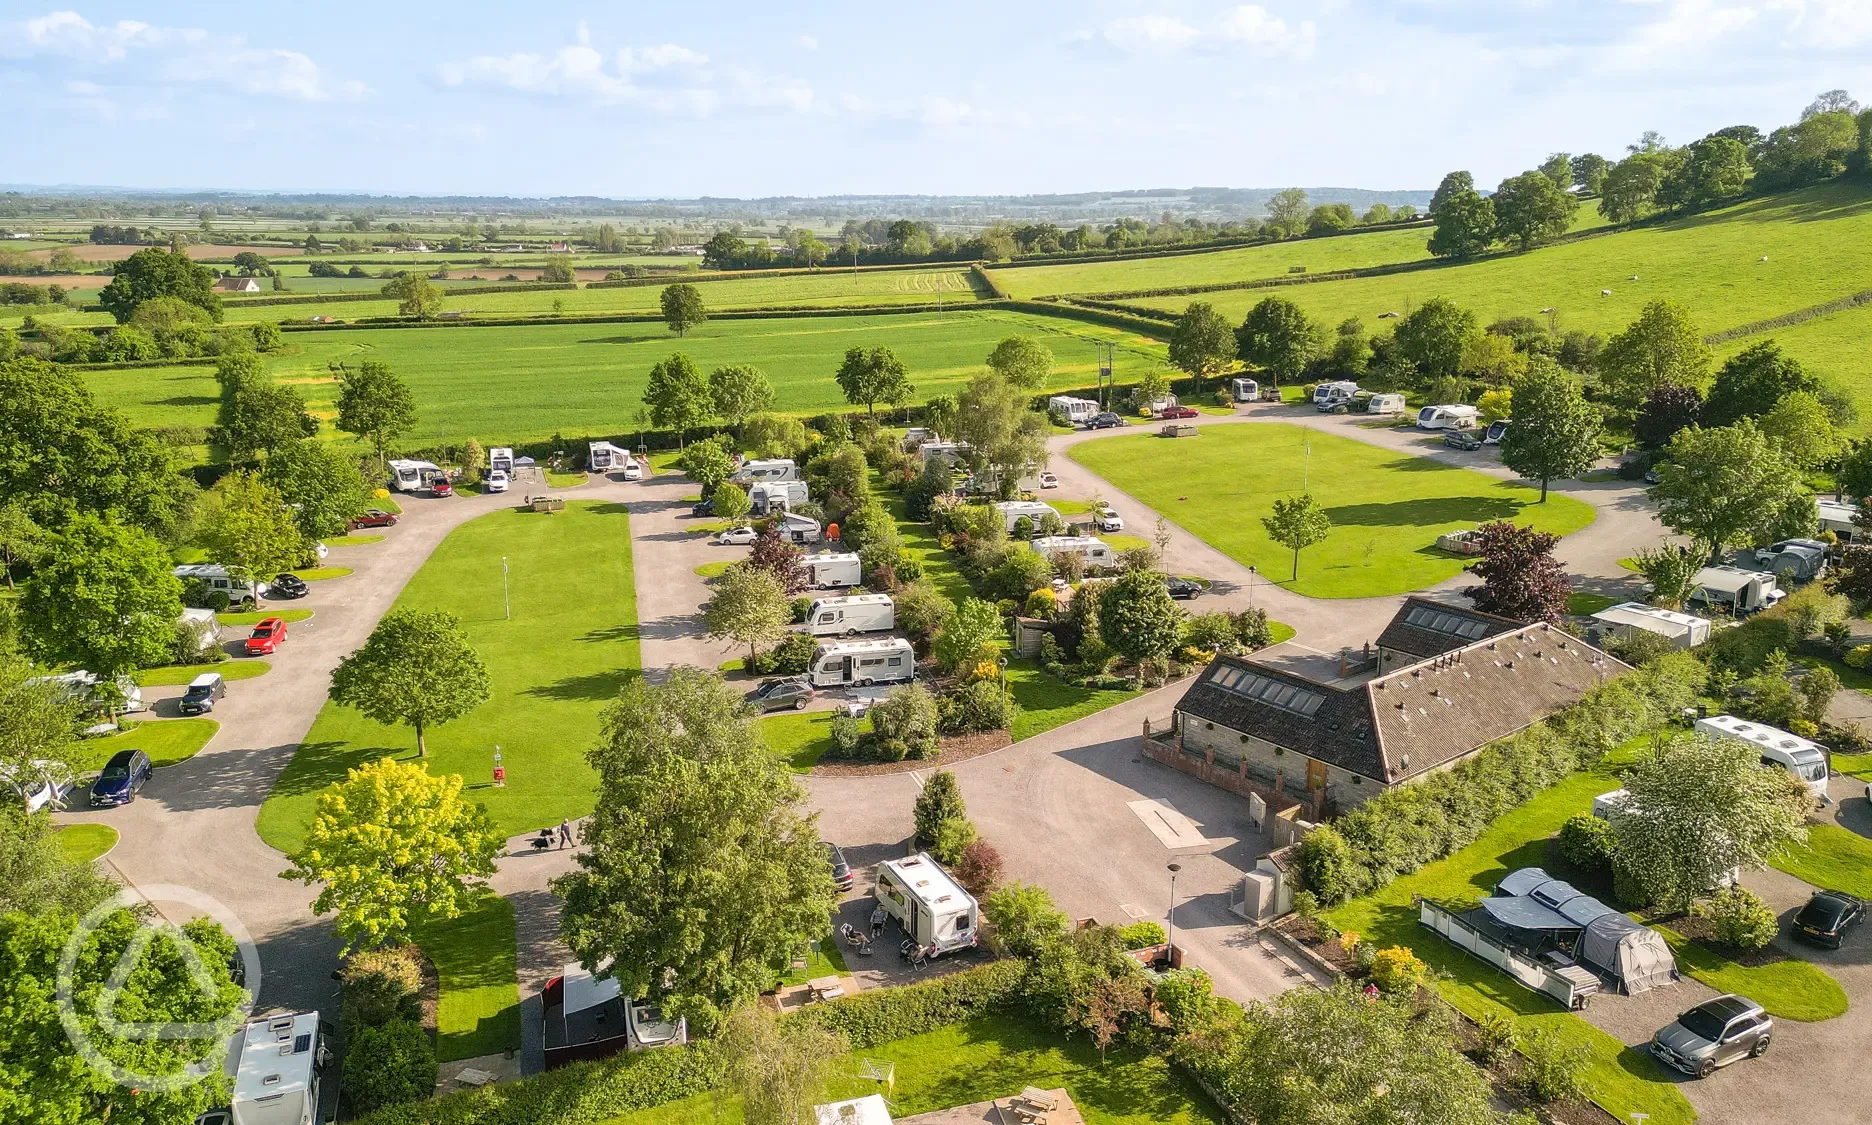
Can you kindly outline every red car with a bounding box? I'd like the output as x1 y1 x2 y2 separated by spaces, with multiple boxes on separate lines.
431 479 453 498
245 617 288 655
349 509 399 530
1160 406 1199 420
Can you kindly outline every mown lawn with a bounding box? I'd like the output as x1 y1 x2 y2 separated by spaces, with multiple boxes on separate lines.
52 824 118 864
1652 922 1847 1021
290 566 352 581
1772 823 1872 898
757 711 869 773
218 608 315 627
257 501 639 852
134 660 270 686
78 718 219 770
325 533 384 546
1071 423 1594 598
411 893 522 1062
1007 660 1140 741
775 934 851 988
604 1013 1223 1125
1568 591 1619 615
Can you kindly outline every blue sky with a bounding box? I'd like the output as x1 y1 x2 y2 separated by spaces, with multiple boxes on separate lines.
3 1 1869 197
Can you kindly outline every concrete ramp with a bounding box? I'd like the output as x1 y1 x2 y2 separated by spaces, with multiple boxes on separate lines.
1127 798 1209 849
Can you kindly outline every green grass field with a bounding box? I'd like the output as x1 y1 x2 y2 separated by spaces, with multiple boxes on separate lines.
1716 297 1872 417
755 710 868 772
133 660 270 686
1069 423 1595 598
1772 822 1872 898
52 824 118 864
412 893 521 1062
256 501 639 852
78 718 218 769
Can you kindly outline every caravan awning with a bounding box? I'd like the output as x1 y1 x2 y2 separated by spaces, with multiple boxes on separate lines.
1479 895 1578 932
1496 867 1551 897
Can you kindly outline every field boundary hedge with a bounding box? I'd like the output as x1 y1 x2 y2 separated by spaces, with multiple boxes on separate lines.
224 281 577 309
276 299 1010 333
585 259 982 289
970 264 1008 299
1007 299 1174 339
1703 286 1872 345
986 217 1434 270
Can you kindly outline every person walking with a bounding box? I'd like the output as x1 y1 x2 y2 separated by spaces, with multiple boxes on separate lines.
557 818 574 849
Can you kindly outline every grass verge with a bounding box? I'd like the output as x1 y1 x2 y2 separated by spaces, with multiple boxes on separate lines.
694 560 733 579
776 934 852 987
52 824 118 864
1652 922 1847 1021
291 566 353 581
757 711 868 773
134 660 270 686
219 609 314 626
326 533 385 546
412 893 522 1062
1568 591 1619 615
546 470 587 488
1007 659 1140 741
1772 822 1872 898
78 718 219 770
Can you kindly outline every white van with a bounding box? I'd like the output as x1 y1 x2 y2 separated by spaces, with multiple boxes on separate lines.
1048 395 1100 424
1416 404 1479 430
993 500 1061 534
749 480 809 515
731 458 799 484
1029 535 1115 568
806 552 864 589
874 853 980 958
387 458 440 493
806 593 895 637
807 637 916 688
1696 715 1831 803
1313 381 1358 411
174 564 269 609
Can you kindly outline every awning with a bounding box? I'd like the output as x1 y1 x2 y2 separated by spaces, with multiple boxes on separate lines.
1479 894 1577 932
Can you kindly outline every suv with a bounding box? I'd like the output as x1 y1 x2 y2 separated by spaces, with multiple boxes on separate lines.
1651 994 1772 1077
1791 890 1865 948
1093 507 1124 532
1443 430 1483 451
1165 576 1202 600
1086 412 1126 430
746 677 813 712
90 749 153 807
179 672 227 715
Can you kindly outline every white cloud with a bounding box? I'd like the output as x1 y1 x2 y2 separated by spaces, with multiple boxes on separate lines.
1764 0 1872 47
1217 5 1316 56
1096 15 1203 53
1 9 364 100
798 35 819 51
1079 6 1315 57
441 29 809 115
1598 0 1759 69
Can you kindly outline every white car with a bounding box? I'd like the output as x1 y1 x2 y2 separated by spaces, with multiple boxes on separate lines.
623 459 645 481
486 469 510 493
716 526 758 546
1094 508 1124 532
1037 472 1059 489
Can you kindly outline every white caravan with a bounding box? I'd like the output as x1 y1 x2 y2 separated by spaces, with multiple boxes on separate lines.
805 552 864 589
731 458 799 484
918 441 968 467
489 446 515 476
174 564 270 608
1688 566 1783 615
780 512 823 545
1697 715 1831 803
387 458 440 492
588 441 632 473
1361 392 1407 415
1048 395 1100 424
1230 377 1260 401
993 500 1061 533
900 426 939 452
807 637 916 688
221 1011 331 1125
1029 535 1115 568
27 670 147 717
1416 404 1480 430
749 480 809 515
805 593 896 637
873 853 981 957
1313 381 1359 411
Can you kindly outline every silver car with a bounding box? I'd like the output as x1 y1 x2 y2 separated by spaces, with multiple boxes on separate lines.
1650 994 1771 1077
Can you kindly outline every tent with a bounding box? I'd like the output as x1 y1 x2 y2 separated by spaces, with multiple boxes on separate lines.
1578 913 1677 995
1492 868 1677 995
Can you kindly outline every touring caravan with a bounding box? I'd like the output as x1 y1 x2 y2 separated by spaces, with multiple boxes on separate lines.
176 607 220 661
1697 715 1831 803
587 441 633 473
1313 381 1359 411
805 552 864 589
174 564 270 608
749 480 809 515
805 593 896 637
731 458 799 484
779 512 823 545
489 446 514 476
1360 392 1407 416
218 1011 332 1125
1589 602 1711 650
1048 395 1100 425
900 427 939 452
1029 535 1115 568
873 853 981 958
807 637 916 688
1416 404 1479 430
1689 566 1783 615
993 500 1061 534
27 670 147 720
1230 377 1259 402
387 458 440 492
918 441 968 468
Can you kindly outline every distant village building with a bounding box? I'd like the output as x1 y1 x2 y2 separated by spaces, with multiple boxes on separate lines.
216 277 262 293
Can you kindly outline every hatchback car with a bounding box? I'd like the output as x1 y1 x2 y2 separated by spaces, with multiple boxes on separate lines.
245 617 288 655
691 499 715 518
431 478 453 497
269 573 310 599
716 526 759 546
826 842 854 891
485 469 510 493
623 460 645 481
747 678 813 712
90 749 153 807
1086 412 1127 430
1443 430 1483 451
1160 405 1199 420
1165 576 1202 600
1650 994 1772 1077
1792 890 1865 948
350 509 400 530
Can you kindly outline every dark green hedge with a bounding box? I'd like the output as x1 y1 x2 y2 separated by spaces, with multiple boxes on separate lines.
279 299 1012 333
1005 299 1174 339
789 958 1023 1047
585 260 962 289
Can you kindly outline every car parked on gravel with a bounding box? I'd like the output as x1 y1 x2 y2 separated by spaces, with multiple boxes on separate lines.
90 749 152 807
1443 430 1483 451
1165 576 1202 599
1093 507 1124 532
1160 405 1199 419
350 509 399 530
1037 471 1058 489
1792 890 1865 948
747 678 813 712
826 842 853 891
244 617 288 655
1086 412 1127 430
716 526 759 546
1651 995 1772 1077
269 573 310 599
486 469 510 493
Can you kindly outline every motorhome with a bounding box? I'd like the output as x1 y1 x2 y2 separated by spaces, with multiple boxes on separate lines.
587 441 633 473
780 512 823 545
220 1011 331 1125
489 446 514 476
1697 715 1831 803
1415 404 1480 430
387 458 440 493
993 500 1061 534
174 564 269 608
1360 391 1407 416
805 552 864 588
1230 377 1260 402
1689 565 1783 615
1048 395 1100 424
749 480 809 515
807 637 916 688
1313 381 1359 411
731 458 800 484
542 962 687 1070
873 853 981 958
1029 535 1115 568
805 593 896 636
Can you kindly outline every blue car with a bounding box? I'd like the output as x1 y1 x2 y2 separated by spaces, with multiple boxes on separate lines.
90 749 152 806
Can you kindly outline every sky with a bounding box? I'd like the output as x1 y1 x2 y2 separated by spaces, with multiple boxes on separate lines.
3 1 1870 198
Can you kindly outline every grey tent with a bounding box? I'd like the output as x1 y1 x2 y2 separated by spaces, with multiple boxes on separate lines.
1496 867 1551 897
1578 912 1677 995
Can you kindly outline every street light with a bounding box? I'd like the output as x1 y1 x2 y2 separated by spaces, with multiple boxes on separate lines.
997 656 1009 709
1247 565 1257 610
1166 862 1183 959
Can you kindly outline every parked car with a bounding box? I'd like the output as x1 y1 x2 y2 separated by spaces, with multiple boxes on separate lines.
431 478 453 497
1159 405 1199 420
690 500 715 518
1791 890 1865 948
1086 413 1127 430
826 842 854 891
747 677 814 712
623 460 645 481
244 617 288 656
1094 507 1125 532
486 469 510 493
1037 472 1059 489
1650 995 1772 1077
350 509 399 530
269 573 310 599
1443 430 1483 451
1165 576 1202 600
716 526 759 546
90 749 153 807
179 672 227 715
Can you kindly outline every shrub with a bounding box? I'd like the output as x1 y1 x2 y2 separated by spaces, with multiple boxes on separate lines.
952 838 1004 898
1518 1026 1590 1105
343 1019 437 1116
1557 814 1618 872
1367 946 1425 992
892 552 924 583
1118 921 1166 950
338 945 424 1030
1294 825 1362 904
913 770 967 846
1475 1010 1520 1066
1820 719 1872 756
759 631 817 676
1693 886 1778 951
790 597 813 624
982 882 1068 959
829 714 863 754
1232 607 1275 650
1152 969 1225 1037
930 816 979 866
1845 644 1872 670
938 679 1019 735
1605 628 1676 667
1181 611 1238 655
869 683 939 758
1023 588 1057 619
1289 890 1320 925
788 960 1023 1048
895 582 955 643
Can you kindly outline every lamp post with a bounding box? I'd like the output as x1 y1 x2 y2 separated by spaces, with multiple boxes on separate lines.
502 555 510 620
1247 565 1256 610
997 656 1009 709
1166 862 1182 960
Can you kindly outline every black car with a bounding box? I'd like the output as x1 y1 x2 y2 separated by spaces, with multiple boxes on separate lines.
1165 576 1202 600
1086 412 1127 430
90 749 152 806
746 677 813 712
1792 889 1865 948
1443 430 1483 451
690 500 715 518
825 842 854 891
269 573 310 599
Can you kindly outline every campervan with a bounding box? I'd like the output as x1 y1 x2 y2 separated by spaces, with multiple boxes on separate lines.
542 962 687 1069
1048 395 1100 425
993 500 1061 534
805 552 864 589
1359 392 1407 416
1818 498 1859 543
489 447 515 476
1697 715 1831 803
805 593 896 637
588 441 633 473
222 1011 331 1125
1230 377 1260 402
873 853 981 958
749 480 809 515
387 459 440 493
731 458 800 484
780 512 823 545
1416 404 1480 430
174 564 270 608
807 637 916 688
1313 381 1359 411
1029 535 1115 568
1689 566 1783 615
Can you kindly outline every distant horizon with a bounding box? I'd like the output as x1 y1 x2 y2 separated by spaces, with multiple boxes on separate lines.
0 183 1436 204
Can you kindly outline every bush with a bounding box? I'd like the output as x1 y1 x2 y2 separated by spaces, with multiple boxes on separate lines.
1820 719 1872 756
1367 946 1426 993
870 683 939 758
938 679 1019 735
343 1019 437 1116
952 838 1004 898
1232 607 1275 650
1605 628 1677 667
1557 814 1618 872
788 960 1023 1048
1182 612 1238 655
1153 969 1225 1037
913 770 967 846
1845 644 1872 670
1517 1026 1590 1105
1693 886 1778 951
985 549 1053 601
790 596 813 624
930 816 979 866
1475 1010 1520 1067
829 714 863 754
1023 588 1056 619
338 945 424 1030
895 582 955 643
983 882 1068 959
758 631 817 676
1118 921 1166 950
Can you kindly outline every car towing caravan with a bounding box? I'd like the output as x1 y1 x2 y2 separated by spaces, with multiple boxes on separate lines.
730 458 799 484
807 637 916 688
873 852 981 958
387 458 440 493
201 1010 332 1125
805 593 895 636
805 552 864 588
1313 381 1359 411
1696 714 1831 803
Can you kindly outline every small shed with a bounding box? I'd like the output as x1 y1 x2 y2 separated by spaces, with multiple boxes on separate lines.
1589 602 1710 649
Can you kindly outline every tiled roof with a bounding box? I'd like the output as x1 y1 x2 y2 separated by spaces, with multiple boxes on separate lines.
1176 654 1384 779
1375 596 1521 660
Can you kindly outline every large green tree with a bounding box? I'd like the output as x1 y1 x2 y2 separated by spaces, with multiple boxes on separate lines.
1703 341 1816 426
833 346 913 416
329 610 490 757
284 756 501 953
645 352 713 446
1760 390 1842 471
1498 358 1602 500
1234 297 1321 385
1599 152 1671 223
1427 170 1474 219
336 360 418 467
198 471 308 581
1393 297 1479 380
0 805 116 916
262 439 373 539
676 435 736 495
1261 493 1332 579
1570 152 1611 195
705 563 791 666
986 335 1053 390
1097 567 1187 684
217 376 317 463
96 246 221 324
1596 300 1712 415
21 515 182 677
719 1002 848 1125
380 273 442 318
1167 302 1237 388
553 669 836 1034
953 371 1048 497
1658 135 1752 211
1652 419 1812 559
1426 189 1496 259
1491 169 1578 251
0 655 84 787
0 501 47 592
708 364 774 429
660 283 707 336
1264 188 1310 236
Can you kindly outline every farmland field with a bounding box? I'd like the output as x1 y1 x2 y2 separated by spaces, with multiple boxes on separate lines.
1069 422 1594 598
85 309 1169 451
1716 298 1872 407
